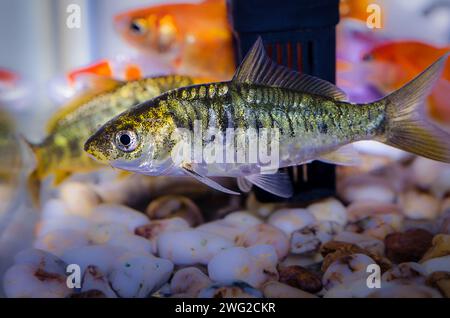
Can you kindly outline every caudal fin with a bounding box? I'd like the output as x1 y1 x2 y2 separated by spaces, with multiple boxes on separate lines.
382 53 450 163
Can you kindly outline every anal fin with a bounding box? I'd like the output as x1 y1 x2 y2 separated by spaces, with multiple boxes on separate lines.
317 144 361 166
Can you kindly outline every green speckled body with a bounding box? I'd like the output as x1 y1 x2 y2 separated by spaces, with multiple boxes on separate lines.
35 75 195 180
145 82 387 173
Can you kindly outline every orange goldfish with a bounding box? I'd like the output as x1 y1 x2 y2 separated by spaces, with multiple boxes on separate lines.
365 41 450 85
67 59 144 84
49 54 173 105
114 0 235 80
340 0 384 27
365 41 450 127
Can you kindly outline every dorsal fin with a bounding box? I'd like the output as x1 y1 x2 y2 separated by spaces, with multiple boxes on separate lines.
46 76 124 133
233 37 347 101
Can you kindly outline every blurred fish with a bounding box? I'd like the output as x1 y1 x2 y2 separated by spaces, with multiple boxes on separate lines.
365 41 450 84
364 41 450 127
0 108 22 185
114 0 235 80
85 38 450 198
49 55 173 105
0 68 31 111
0 68 18 85
27 75 200 207
67 59 147 84
340 0 384 27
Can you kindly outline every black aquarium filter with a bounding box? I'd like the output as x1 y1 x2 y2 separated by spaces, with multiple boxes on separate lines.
228 0 340 203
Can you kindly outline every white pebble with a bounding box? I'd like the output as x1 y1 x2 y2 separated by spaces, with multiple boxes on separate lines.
60 244 125 275
410 157 442 190
307 198 348 226
105 233 153 255
382 262 426 284
334 231 385 256
421 255 450 275
268 209 316 236
208 245 278 288
59 182 101 217
87 223 130 245
37 215 90 238
322 253 375 290
91 204 149 231
223 211 263 228
196 220 244 241
291 224 333 255
339 176 396 203
170 267 212 297
157 230 233 265
400 190 441 220
14 249 67 276
431 166 450 198
109 253 173 298
135 217 191 254
3 264 71 298
235 223 289 259
81 265 117 298
323 278 376 298
33 229 89 256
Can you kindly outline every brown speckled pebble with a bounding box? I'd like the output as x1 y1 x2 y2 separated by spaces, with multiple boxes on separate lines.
385 229 433 263
278 265 322 293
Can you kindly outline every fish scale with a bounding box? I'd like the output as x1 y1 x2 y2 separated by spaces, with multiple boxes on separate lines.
161 82 386 160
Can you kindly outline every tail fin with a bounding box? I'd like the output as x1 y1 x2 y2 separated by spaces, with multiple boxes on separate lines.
382 53 450 163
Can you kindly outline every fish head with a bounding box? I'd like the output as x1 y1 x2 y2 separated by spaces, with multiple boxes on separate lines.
114 9 179 56
84 101 177 175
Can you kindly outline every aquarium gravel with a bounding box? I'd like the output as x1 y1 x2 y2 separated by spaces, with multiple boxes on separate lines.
2 152 450 298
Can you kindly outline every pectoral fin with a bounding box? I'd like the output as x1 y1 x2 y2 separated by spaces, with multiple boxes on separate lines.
181 165 240 195
243 172 293 198
317 144 361 166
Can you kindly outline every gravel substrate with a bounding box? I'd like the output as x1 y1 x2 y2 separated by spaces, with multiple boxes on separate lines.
2 154 450 298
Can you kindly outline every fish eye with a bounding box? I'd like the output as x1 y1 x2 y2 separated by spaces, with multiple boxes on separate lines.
115 130 139 152
130 19 147 34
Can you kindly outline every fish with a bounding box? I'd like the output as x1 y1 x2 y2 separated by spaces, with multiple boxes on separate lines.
27 74 199 206
0 107 23 185
364 41 450 127
114 0 235 80
84 37 450 198
49 55 173 105
340 0 384 26
67 59 145 84
365 41 450 85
